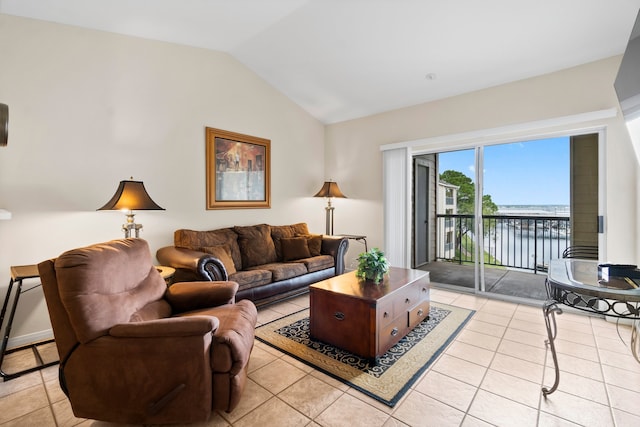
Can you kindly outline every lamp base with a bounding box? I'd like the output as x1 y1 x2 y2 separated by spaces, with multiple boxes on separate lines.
325 205 335 235
123 211 142 238
123 222 142 238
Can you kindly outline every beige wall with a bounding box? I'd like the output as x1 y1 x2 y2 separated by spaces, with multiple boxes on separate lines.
326 56 638 268
0 15 326 342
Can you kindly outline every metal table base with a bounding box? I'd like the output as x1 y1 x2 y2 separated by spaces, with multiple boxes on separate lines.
0 265 58 381
542 260 640 396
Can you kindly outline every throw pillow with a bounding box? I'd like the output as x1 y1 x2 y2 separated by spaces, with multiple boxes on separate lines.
297 233 323 256
270 225 297 260
234 224 278 268
270 223 310 260
281 237 311 261
200 245 237 275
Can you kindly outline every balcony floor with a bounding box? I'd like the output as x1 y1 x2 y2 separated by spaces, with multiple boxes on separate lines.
418 261 549 301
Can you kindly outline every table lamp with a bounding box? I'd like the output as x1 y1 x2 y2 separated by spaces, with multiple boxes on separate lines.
98 178 164 238
313 180 347 235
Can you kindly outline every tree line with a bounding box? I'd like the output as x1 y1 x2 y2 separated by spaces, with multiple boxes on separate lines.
439 170 498 216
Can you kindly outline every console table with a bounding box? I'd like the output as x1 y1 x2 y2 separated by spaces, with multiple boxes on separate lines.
542 259 640 396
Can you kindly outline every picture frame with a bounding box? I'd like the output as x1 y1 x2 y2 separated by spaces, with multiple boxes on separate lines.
205 127 271 209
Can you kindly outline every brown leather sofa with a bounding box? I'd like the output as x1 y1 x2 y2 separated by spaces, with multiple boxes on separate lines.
157 222 349 306
37 238 258 425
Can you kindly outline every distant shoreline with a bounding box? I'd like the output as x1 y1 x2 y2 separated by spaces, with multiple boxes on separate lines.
497 205 570 215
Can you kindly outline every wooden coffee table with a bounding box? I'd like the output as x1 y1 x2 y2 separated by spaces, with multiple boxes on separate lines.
309 267 430 361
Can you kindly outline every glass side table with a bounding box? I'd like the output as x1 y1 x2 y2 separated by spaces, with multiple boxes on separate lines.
338 234 368 252
543 259 640 396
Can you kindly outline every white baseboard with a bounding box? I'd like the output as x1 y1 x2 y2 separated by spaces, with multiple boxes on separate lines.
6 329 54 350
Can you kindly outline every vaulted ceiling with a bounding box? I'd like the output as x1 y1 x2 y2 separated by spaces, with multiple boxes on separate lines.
2 0 639 123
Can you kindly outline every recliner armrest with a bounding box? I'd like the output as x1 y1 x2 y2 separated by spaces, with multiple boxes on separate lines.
109 316 219 338
166 281 240 313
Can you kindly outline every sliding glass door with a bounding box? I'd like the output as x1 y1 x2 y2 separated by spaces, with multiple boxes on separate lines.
480 138 570 299
430 148 478 291
418 134 596 301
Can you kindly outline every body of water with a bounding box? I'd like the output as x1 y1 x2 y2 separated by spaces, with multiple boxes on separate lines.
487 205 570 270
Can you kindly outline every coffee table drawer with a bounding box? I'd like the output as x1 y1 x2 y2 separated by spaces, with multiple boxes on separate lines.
392 282 420 315
379 314 408 354
378 300 394 328
409 301 430 326
417 280 429 300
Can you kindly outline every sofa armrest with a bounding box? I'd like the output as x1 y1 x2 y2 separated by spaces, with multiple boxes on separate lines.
156 246 227 282
109 316 219 338
165 281 240 313
321 236 349 275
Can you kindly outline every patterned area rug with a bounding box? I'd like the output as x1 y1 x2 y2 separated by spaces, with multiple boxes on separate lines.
255 302 474 406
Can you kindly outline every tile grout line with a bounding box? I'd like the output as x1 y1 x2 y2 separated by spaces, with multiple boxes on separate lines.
454 294 512 426
593 315 619 427
39 369 61 427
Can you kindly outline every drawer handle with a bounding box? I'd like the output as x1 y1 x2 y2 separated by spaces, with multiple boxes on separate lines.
405 298 411 304
417 308 424 317
383 311 389 318
334 312 345 321
391 328 399 336
422 287 427 293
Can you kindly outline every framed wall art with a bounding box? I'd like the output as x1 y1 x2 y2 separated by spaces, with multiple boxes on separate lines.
205 127 271 209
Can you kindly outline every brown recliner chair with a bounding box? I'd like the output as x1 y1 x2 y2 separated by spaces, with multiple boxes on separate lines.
37 238 258 425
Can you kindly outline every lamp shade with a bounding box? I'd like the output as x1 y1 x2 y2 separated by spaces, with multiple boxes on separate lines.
313 181 347 199
98 179 164 211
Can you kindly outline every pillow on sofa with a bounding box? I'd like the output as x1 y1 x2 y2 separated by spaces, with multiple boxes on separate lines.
234 224 278 268
297 233 322 256
271 223 310 260
200 245 237 275
281 237 311 261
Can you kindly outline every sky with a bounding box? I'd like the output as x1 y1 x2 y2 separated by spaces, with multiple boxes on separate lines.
438 137 570 206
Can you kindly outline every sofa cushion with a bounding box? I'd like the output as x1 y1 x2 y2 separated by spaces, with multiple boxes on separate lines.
297 233 323 256
293 255 335 273
175 228 242 270
234 224 277 268
281 237 311 261
228 269 272 291
271 223 310 260
200 245 237 275
247 262 307 282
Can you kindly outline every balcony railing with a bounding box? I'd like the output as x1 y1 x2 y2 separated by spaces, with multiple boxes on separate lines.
435 214 570 273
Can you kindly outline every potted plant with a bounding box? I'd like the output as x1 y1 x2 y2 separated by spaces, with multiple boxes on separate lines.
355 247 390 284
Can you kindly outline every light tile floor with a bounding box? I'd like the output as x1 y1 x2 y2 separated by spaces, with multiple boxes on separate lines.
1 288 640 426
